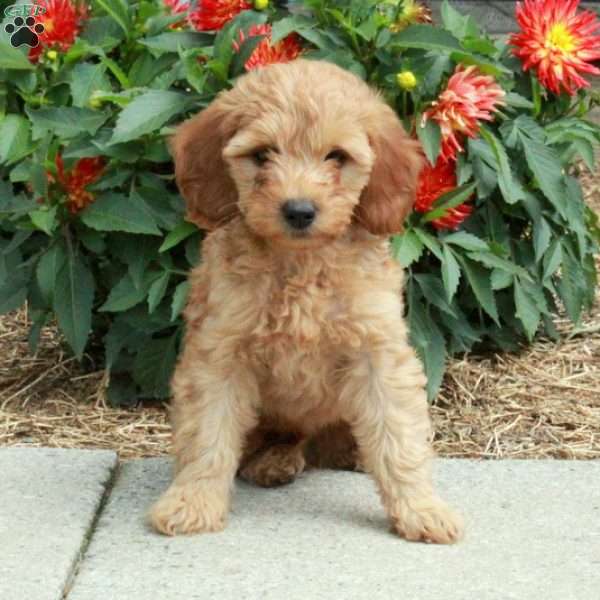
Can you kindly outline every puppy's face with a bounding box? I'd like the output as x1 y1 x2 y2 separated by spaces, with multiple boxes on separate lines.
172 60 423 243
222 108 374 247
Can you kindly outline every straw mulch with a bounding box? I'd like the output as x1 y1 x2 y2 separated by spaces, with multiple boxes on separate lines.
1 171 599 460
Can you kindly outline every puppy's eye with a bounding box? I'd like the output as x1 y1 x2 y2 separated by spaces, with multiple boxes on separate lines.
325 149 349 165
251 148 273 166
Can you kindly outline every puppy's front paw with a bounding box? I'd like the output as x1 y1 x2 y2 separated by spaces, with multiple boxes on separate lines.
390 496 464 544
149 481 228 536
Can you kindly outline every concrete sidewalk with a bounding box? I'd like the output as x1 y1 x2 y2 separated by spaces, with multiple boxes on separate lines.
1 449 599 600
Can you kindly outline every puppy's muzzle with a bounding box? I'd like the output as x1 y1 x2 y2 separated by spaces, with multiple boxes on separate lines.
281 199 317 231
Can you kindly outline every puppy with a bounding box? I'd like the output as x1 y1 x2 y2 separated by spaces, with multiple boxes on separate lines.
150 59 463 544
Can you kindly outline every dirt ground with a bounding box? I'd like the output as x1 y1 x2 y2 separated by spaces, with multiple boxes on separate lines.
1 169 599 460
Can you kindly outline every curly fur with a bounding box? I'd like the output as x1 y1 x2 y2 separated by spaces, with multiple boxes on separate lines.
150 60 463 544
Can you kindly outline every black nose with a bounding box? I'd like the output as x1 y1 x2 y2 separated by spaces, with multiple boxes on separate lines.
281 199 316 230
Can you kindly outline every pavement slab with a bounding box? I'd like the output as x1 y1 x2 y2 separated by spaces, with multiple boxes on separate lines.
66 458 600 600
0 448 118 600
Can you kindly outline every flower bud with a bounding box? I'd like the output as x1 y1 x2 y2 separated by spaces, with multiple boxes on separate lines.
396 70 417 91
254 0 269 9
46 50 58 61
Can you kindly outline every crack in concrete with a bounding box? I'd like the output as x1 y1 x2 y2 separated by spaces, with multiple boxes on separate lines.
61 460 121 600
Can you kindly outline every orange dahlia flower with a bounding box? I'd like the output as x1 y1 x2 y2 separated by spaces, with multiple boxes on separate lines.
422 65 505 162
234 24 302 71
415 159 472 230
188 0 252 31
28 0 88 62
51 155 105 214
510 0 600 95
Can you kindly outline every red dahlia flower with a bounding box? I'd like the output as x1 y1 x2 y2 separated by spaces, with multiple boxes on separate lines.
422 65 505 162
510 0 600 95
28 0 88 62
234 24 302 71
415 159 472 230
188 0 252 31
52 155 105 214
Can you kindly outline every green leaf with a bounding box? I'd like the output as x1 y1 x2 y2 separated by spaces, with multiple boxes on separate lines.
270 15 313 43
306 48 366 79
0 115 32 165
459 257 499 323
491 269 513 291
133 334 178 398
441 244 460 302
0 275 28 315
448 50 509 77
391 230 423 267
99 273 150 312
392 24 461 52
69 63 111 107
519 136 568 218
514 280 541 341
104 319 143 369
26 107 109 139
0 41 35 70
416 118 441 166
443 231 488 252
139 31 214 52
80 16 125 49
408 286 447 401
28 310 48 354
231 34 268 74
571 139 596 171
441 0 479 39
30 206 58 236
110 90 193 144
212 10 268 76
543 240 562 281
414 229 443 260
478 127 524 204
415 274 456 317
92 0 130 38
171 281 189 321
37 244 67 305
159 221 197 253
557 246 584 323
80 193 161 235
504 93 534 110
54 250 94 359
117 236 158 289
533 217 551 262
466 251 531 280
29 163 48 200
147 271 170 314
132 187 180 230
422 182 476 222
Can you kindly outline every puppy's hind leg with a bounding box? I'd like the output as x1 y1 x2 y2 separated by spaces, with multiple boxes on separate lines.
240 440 306 487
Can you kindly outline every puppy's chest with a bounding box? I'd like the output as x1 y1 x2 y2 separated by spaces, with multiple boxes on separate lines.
245 272 361 368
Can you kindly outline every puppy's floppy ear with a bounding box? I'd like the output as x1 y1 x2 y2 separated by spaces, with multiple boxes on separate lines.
170 98 239 230
355 103 424 235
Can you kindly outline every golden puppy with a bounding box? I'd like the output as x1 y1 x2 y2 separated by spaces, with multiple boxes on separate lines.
150 59 463 544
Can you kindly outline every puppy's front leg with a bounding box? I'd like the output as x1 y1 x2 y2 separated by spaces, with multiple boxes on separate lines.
150 350 259 536
340 343 463 544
